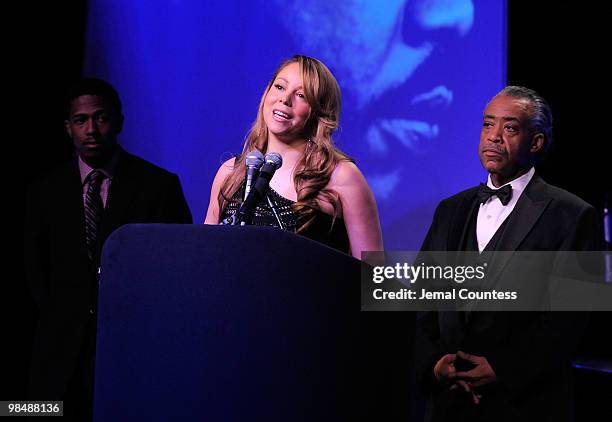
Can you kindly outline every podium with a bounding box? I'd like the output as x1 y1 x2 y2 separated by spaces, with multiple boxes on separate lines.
93 224 370 421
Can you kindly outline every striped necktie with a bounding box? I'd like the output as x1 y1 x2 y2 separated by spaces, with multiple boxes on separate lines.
84 170 105 261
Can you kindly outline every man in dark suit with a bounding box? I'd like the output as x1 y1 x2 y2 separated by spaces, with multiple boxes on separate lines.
415 86 601 422
24 78 192 420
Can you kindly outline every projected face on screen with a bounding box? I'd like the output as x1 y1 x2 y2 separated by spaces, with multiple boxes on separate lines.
275 0 474 199
260 0 489 249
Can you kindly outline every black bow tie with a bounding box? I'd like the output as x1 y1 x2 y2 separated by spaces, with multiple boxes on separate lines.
477 183 512 205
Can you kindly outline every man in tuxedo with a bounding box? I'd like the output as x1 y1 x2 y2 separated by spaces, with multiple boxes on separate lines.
24 78 192 420
415 86 601 421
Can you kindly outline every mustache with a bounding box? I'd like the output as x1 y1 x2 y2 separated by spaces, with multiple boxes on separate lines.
481 145 506 154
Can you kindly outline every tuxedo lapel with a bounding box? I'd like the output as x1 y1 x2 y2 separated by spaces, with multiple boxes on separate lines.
56 160 90 263
99 151 137 242
448 189 479 251
499 175 550 251
485 175 551 282
438 189 479 342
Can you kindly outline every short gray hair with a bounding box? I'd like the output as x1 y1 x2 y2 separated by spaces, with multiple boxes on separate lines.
497 86 553 151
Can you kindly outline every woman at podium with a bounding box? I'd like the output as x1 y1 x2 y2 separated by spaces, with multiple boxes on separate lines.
204 55 383 259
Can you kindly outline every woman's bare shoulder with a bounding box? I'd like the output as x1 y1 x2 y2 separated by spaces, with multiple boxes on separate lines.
329 159 366 188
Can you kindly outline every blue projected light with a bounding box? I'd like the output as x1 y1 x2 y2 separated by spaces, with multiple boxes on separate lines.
84 0 506 250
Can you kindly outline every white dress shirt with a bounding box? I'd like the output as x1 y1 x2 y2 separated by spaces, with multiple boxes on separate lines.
476 167 535 252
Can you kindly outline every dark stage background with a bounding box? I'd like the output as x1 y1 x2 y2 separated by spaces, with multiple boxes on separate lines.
6 1 611 420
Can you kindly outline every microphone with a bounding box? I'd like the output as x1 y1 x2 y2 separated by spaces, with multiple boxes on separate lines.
235 152 283 225
244 150 264 201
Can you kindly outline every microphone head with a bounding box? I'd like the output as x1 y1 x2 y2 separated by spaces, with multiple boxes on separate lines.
245 150 264 167
264 152 283 170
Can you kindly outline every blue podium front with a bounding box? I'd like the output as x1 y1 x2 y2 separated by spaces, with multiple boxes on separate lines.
93 224 364 421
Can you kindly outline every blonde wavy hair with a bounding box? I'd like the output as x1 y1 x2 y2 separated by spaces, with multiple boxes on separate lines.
218 55 352 232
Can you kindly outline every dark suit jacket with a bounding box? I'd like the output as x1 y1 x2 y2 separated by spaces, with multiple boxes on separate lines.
24 148 192 400
415 175 601 422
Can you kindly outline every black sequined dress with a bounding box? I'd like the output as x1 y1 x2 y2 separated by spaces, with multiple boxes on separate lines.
220 185 350 254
